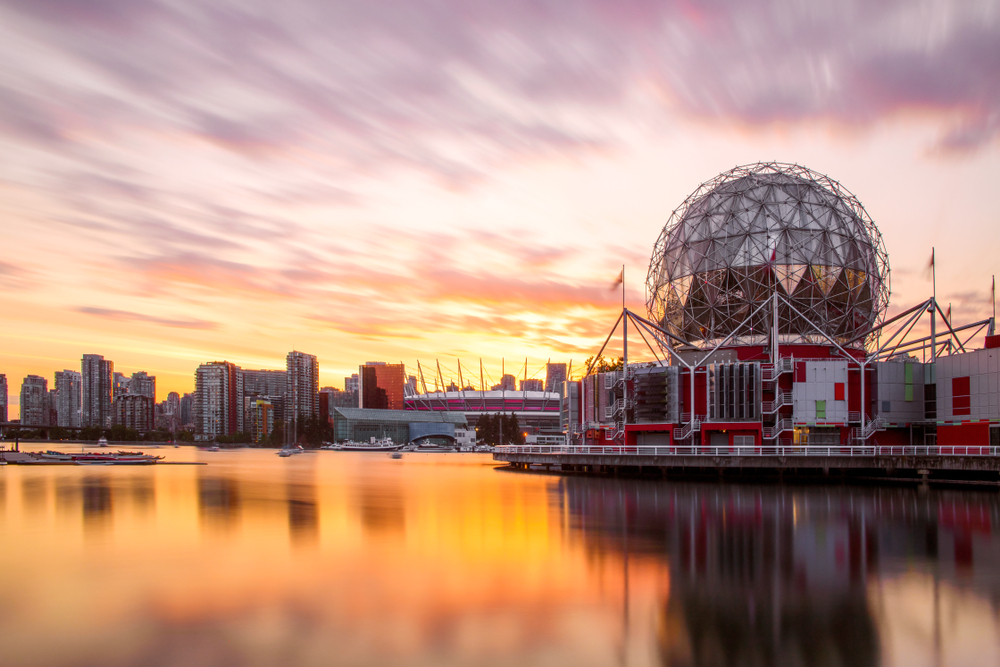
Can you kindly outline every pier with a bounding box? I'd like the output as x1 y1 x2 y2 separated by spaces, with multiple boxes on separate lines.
494 444 1000 485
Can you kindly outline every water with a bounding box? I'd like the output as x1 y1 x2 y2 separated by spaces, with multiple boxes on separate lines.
1 447 999 666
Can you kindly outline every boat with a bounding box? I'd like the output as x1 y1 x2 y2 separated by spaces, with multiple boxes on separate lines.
277 444 306 457
337 437 402 452
390 452 403 460
97 437 108 447
33 450 166 465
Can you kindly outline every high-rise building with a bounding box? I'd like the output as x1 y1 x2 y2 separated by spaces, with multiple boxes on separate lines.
180 393 193 428
319 387 358 425
54 369 82 428
164 391 180 432
520 378 544 392
82 354 113 428
247 397 274 443
359 362 406 410
243 369 287 398
286 351 319 430
130 371 156 401
114 394 154 432
545 363 568 394
0 374 7 423
345 374 359 393
113 372 130 400
194 361 243 440
46 388 58 427
20 375 48 426
492 374 517 392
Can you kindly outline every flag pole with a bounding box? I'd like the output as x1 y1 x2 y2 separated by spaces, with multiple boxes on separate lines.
991 275 996 336
931 248 937 363
622 263 627 437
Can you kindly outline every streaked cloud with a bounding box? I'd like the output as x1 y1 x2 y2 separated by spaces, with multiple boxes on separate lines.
76 306 219 330
0 0 997 404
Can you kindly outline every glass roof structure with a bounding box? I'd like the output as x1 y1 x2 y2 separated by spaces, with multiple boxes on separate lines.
646 162 890 350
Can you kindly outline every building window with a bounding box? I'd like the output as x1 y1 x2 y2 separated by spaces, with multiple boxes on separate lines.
882 401 891 413
816 400 826 420
834 383 845 401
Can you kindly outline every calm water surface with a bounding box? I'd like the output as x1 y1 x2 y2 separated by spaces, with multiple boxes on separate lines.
1 447 999 666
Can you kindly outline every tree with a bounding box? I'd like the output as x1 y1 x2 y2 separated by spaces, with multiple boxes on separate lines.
502 413 525 445
297 415 332 448
80 426 103 441
268 419 286 447
583 355 624 374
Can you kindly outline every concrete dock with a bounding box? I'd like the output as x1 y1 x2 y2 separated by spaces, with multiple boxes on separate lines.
494 445 1000 485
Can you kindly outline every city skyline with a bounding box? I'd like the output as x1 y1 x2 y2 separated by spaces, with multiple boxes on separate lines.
2 0 999 419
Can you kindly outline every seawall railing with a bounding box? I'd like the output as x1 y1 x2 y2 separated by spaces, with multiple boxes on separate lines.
495 444 1000 457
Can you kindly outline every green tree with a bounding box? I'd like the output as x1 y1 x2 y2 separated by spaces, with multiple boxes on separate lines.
79 426 102 441
583 355 624 374
268 419 286 447
297 415 332 448
502 413 525 445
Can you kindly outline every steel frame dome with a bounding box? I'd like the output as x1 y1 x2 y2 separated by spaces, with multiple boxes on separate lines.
646 162 890 350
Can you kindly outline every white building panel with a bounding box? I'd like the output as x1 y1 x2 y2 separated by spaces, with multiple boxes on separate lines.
935 349 1000 422
874 360 925 424
792 360 848 424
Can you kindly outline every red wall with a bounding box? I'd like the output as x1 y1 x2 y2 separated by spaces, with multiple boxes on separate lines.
938 423 990 447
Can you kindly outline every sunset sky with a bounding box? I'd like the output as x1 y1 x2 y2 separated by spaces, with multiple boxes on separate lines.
2 0 999 414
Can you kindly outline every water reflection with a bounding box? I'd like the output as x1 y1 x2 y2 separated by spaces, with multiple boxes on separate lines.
197 474 241 532
0 450 999 666
354 482 406 537
559 477 1000 666
287 483 318 546
82 475 112 534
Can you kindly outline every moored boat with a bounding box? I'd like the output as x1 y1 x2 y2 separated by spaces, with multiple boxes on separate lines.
337 437 401 452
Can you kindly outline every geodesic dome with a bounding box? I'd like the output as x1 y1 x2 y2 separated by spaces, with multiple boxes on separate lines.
646 162 890 349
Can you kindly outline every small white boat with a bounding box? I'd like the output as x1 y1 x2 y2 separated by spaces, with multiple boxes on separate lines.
97 437 109 447
278 444 306 457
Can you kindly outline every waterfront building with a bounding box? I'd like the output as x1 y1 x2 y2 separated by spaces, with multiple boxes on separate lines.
345 373 359 394
114 394 154 432
359 362 406 410
243 369 287 398
331 407 466 445
20 375 48 426
247 397 274 443
286 351 319 432
0 374 7 423
519 379 543 392
54 369 82 428
194 361 244 440
555 162 1000 450
82 354 114 428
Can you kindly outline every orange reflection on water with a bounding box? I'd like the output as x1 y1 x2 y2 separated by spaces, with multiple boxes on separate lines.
0 449 662 667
